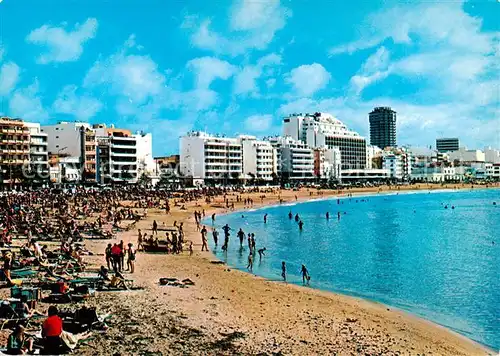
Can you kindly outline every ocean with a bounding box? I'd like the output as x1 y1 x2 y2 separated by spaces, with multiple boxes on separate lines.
205 188 500 350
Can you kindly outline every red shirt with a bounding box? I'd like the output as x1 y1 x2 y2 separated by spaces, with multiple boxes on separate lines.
111 245 121 256
43 315 63 337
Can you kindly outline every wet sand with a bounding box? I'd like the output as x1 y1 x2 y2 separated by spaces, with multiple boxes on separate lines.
18 184 500 355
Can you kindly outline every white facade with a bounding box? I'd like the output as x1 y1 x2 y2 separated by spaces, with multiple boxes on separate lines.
135 132 155 176
448 147 485 163
341 168 389 181
484 147 500 164
180 131 243 181
314 147 341 180
49 156 81 183
268 136 314 180
411 166 467 182
366 145 382 169
283 112 367 169
239 136 277 181
382 150 411 180
94 125 138 183
41 122 92 157
491 164 500 180
25 122 49 179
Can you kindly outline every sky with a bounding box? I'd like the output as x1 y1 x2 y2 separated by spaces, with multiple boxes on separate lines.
0 0 498 155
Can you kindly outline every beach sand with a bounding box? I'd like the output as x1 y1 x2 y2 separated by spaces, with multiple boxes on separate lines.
15 184 498 355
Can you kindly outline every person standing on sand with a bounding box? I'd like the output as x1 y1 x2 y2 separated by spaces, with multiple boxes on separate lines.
247 253 253 271
105 244 112 269
126 243 135 273
137 229 143 251
111 243 121 272
201 226 208 251
281 261 287 282
237 228 245 247
189 241 194 256
152 220 158 235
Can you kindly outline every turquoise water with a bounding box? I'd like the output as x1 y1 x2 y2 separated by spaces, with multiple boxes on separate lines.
206 189 500 350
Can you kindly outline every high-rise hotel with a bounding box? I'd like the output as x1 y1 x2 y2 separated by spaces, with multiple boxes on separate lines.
283 112 367 169
369 107 397 149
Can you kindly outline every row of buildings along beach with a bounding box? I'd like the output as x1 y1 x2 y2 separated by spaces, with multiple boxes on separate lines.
1 107 499 187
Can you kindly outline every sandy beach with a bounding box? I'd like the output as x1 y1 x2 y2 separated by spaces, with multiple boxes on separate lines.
39 184 497 355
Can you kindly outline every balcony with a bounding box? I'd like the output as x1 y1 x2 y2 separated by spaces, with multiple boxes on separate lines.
111 152 136 160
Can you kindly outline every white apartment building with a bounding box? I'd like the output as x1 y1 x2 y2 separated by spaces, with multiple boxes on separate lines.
366 145 382 169
239 135 277 182
24 122 49 180
448 147 485 163
314 147 341 181
283 112 367 169
135 132 155 177
484 147 500 164
267 136 314 181
382 149 411 180
41 122 97 181
94 125 138 183
180 131 243 182
491 164 500 180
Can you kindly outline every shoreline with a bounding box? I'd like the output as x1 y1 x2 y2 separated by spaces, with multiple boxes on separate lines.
202 185 497 353
81 183 496 355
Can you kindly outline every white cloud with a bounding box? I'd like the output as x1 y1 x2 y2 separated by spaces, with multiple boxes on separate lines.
184 57 236 110
0 62 20 95
52 85 102 121
26 18 98 64
9 80 49 121
233 53 281 96
266 78 276 88
187 57 236 88
82 36 186 120
244 114 273 132
349 46 391 95
285 63 331 97
325 1 499 149
329 2 496 56
189 0 291 56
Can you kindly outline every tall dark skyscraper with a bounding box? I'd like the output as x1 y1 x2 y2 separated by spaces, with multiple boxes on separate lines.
369 107 397 149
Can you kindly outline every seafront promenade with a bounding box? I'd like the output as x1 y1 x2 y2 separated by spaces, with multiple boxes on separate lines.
71 183 495 355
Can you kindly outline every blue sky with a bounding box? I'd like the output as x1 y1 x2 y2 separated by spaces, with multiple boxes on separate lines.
0 0 498 155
